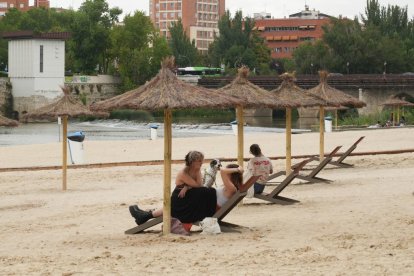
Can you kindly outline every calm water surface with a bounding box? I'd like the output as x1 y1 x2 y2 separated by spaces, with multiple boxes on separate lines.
0 116 318 146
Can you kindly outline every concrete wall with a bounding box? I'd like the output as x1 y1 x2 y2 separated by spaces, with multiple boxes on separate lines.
65 75 121 105
0 78 12 116
358 87 414 115
298 87 414 118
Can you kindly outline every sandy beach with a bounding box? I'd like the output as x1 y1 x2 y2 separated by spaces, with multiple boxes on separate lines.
0 128 413 275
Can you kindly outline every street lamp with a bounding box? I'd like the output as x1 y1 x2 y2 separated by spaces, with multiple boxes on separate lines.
310 63 314 75
383 61 387 74
346 61 349 74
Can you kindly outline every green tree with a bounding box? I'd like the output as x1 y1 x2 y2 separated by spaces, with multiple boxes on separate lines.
292 40 333 74
168 20 200 67
209 11 270 72
69 0 121 74
111 11 171 91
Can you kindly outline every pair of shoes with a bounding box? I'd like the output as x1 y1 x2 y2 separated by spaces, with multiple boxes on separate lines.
129 205 152 225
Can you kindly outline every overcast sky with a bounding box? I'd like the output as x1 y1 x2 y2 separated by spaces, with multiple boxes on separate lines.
48 0 413 20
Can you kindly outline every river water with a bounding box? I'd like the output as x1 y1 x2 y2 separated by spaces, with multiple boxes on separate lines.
0 116 318 147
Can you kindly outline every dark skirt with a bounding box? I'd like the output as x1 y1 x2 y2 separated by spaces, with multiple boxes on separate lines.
171 187 217 223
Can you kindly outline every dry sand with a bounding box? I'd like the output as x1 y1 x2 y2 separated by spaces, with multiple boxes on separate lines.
0 128 413 275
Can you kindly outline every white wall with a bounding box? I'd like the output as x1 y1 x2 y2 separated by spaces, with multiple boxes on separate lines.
33 40 65 78
8 38 66 112
9 40 34 77
9 39 65 95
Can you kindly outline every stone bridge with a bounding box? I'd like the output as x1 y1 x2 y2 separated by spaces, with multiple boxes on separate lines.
198 74 414 117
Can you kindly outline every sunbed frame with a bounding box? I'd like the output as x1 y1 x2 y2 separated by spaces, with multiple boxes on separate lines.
125 175 260 234
254 158 313 204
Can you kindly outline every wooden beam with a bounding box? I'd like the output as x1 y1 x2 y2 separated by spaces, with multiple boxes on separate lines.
319 106 325 161
62 115 67 191
285 108 292 174
163 109 172 235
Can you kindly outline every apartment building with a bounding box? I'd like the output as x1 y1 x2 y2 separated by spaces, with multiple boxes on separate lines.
0 0 49 16
254 6 332 59
149 0 225 53
34 0 49 8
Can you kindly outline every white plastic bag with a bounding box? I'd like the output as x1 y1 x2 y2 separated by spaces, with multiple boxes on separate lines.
199 217 221 235
243 170 254 198
246 186 254 198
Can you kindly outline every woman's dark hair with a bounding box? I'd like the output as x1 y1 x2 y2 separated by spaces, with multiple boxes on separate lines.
226 164 242 189
249 144 262 157
185 151 204 166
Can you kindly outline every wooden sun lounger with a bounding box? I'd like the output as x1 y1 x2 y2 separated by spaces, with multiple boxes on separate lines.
268 146 342 185
330 136 365 168
292 137 365 169
254 158 313 204
294 146 342 183
125 175 260 234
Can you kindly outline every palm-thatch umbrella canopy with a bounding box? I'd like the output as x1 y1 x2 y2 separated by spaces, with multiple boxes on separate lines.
381 96 414 125
307 71 366 160
216 67 293 167
271 72 323 172
0 114 19 127
92 56 242 235
22 86 106 191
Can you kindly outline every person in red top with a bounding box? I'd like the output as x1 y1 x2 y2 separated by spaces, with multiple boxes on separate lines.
247 144 273 194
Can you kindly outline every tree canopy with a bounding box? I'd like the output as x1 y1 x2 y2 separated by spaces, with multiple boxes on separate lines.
292 0 414 74
209 11 271 72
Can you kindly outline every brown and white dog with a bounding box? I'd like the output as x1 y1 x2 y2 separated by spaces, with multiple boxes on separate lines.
203 159 222 188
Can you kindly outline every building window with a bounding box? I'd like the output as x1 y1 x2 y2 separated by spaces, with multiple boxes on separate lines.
40 45 44 73
20 3 24 8
9 3 14 8
0 3 7 8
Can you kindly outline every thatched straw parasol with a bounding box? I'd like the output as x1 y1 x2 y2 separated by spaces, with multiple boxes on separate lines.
307 71 366 160
92 56 241 235
0 114 19 127
271 72 323 172
382 96 414 125
217 67 293 167
22 86 107 191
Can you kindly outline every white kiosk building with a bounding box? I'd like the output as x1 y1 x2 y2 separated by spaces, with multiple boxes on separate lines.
3 31 70 115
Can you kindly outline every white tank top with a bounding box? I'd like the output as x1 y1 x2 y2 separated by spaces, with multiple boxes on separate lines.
216 187 228 207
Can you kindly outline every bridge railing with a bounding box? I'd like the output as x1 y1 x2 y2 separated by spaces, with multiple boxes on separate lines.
198 74 414 90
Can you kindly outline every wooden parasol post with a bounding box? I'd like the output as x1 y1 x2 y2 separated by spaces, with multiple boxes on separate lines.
319 106 325 161
335 109 338 130
397 106 400 124
163 109 172 235
62 115 68 191
285 108 292 174
392 108 396 126
236 106 244 168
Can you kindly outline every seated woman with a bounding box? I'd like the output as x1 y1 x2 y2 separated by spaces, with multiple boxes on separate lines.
129 158 247 226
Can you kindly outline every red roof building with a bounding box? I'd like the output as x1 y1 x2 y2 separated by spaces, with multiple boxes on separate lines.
34 0 49 8
254 6 332 59
0 0 50 16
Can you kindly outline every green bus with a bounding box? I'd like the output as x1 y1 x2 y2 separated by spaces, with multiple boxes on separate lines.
176 67 223 77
